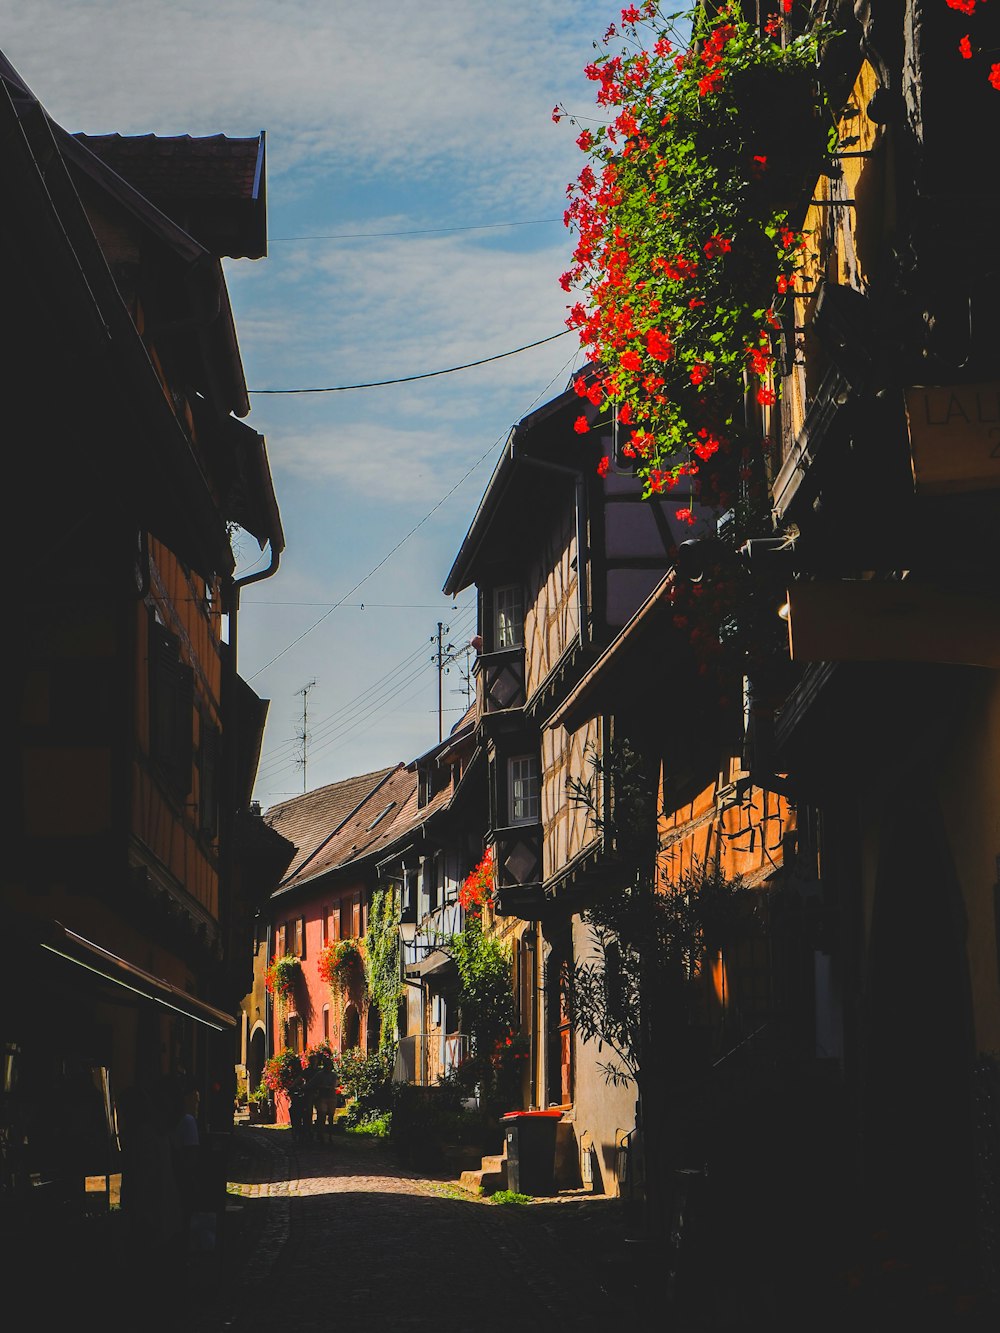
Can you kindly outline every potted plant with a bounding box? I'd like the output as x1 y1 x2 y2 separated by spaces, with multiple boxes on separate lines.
248 1080 274 1124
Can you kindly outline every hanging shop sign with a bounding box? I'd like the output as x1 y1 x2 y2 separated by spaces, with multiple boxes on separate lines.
906 383 1000 494
787 580 1000 668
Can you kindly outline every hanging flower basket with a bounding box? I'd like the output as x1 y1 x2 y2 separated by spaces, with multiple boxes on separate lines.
262 1048 304 1096
560 3 836 498
265 954 301 1022
318 939 368 1016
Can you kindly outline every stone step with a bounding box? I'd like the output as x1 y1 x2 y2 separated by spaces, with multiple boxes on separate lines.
457 1157 508 1196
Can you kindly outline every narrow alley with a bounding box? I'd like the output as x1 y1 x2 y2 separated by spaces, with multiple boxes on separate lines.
184 1127 643 1333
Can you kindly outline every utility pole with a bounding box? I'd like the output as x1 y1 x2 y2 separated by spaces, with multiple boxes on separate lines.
294 679 317 793
433 623 448 742
432 623 476 740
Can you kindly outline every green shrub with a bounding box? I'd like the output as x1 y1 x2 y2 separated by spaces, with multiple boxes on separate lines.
347 1111 392 1138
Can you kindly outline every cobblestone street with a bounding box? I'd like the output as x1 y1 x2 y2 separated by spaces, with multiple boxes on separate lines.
185 1127 647 1333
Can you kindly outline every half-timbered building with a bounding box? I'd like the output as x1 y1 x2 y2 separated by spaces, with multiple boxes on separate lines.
443 380 711 1193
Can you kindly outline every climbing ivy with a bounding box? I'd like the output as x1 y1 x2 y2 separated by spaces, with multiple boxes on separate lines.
366 884 404 1049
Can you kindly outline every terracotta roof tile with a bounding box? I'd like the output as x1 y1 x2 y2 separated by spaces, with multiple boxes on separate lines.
264 755 468 897
264 766 399 881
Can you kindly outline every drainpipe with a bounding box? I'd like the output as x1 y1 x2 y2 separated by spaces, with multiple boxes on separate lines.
526 924 539 1110
218 537 283 1074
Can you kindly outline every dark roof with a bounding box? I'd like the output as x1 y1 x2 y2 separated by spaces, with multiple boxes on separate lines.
265 767 400 883
76 133 262 200
442 385 599 597
265 749 475 898
74 133 267 259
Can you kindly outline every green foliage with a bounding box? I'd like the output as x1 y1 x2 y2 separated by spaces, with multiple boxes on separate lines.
248 1080 270 1106
389 1081 501 1168
366 885 404 1047
490 1190 531 1206
346 1110 392 1137
448 914 521 1115
449 915 515 1057
338 1044 396 1129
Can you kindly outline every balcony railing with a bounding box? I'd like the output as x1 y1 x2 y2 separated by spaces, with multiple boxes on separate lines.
393 1031 469 1085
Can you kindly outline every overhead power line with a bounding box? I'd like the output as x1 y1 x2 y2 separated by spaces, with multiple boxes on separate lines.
245 346 583 684
248 329 571 395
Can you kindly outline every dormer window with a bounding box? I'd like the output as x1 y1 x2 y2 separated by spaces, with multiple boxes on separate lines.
494 584 524 650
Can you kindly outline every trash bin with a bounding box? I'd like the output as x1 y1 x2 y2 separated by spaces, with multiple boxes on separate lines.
502 1109 562 1196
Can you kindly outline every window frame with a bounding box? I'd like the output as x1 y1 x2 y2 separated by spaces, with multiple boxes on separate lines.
493 584 524 651
508 753 540 826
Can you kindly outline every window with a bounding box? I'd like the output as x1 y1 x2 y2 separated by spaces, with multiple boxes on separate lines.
322 1005 330 1042
275 924 286 957
494 585 524 650
402 868 418 917
292 917 305 959
287 1015 304 1054
420 856 438 918
148 617 193 795
509 755 539 825
197 717 219 838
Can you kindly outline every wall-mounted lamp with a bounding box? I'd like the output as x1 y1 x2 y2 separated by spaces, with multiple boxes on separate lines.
777 600 791 621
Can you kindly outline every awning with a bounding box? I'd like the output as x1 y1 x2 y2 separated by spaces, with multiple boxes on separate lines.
40 922 236 1031
404 947 454 981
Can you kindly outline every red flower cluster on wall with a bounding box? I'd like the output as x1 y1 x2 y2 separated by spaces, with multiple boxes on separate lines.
557 3 823 503
458 848 495 914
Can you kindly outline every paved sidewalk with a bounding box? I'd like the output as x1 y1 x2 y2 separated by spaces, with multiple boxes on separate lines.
187 1127 644 1333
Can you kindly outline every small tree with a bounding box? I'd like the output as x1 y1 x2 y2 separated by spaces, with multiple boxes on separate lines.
569 740 759 1082
567 739 759 1239
569 857 758 1089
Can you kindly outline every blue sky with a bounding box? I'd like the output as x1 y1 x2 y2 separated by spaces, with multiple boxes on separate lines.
5 0 619 811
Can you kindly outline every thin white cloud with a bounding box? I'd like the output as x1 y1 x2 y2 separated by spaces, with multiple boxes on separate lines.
2 0 615 808
4 0 612 212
